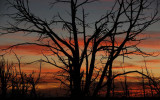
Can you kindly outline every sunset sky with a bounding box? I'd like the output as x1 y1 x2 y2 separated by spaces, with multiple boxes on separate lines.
0 0 160 88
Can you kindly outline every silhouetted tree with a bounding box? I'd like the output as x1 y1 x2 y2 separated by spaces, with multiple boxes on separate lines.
14 53 42 98
0 54 42 98
0 56 13 98
143 58 160 96
27 62 41 98
120 68 129 97
0 0 160 97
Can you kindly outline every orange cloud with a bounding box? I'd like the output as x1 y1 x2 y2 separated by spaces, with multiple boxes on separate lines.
114 75 140 81
0 37 94 56
137 39 160 49
1 31 159 57
137 59 160 64
112 61 160 70
0 45 50 55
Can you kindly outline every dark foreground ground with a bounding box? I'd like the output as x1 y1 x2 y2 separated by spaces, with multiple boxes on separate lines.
1 97 160 100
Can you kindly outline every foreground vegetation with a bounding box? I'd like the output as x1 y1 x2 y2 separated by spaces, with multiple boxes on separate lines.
1 57 160 99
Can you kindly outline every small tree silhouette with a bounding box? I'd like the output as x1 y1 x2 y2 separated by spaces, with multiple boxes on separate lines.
0 56 15 98
0 0 160 97
27 62 41 98
14 53 42 98
0 55 42 98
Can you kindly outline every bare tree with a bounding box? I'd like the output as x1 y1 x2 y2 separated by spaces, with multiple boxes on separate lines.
0 53 43 98
0 56 13 98
14 53 42 98
27 62 41 98
0 0 160 97
143 58 160 96
122 68 129 97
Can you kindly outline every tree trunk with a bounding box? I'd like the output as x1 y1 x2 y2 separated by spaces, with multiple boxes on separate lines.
106 63 113 98
31 84 37 98
1 82 7 98
71 62 82 97
72 75 81 97
1 71 7 98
